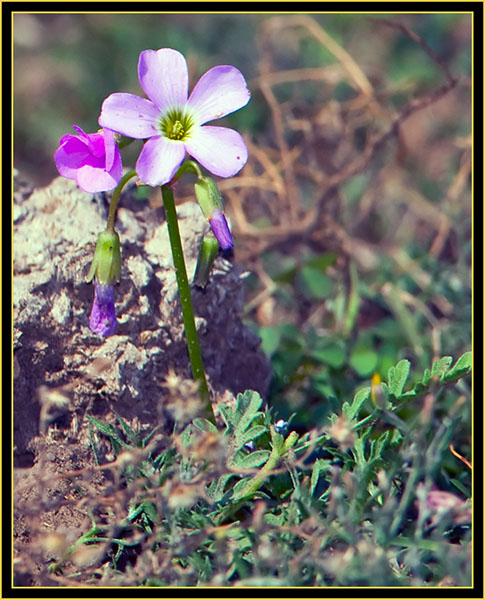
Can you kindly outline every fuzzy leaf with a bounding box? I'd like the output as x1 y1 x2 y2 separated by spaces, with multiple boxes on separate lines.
233 425 267 451
387 359 411 398
342 386 371 421
310 458 330 497
232 478 252 499
193 418 218 433
86 415 132 453
234 391 264 442
443 351 472 382
431 356 453 380
421 367 432 387
218 403 236 429
231 450 270 470
207 474 238 502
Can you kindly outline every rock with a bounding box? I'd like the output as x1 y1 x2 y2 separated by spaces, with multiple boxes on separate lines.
13 175 272 466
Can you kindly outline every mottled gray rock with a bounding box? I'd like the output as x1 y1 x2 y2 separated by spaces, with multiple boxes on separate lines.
13 175 271 464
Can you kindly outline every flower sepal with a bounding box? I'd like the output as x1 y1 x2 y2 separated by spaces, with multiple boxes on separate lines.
86 229 122 285
194 176 233 250
194 176 223 219
193 232 220 288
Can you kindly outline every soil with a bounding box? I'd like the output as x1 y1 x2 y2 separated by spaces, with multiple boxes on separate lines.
12 174 271 586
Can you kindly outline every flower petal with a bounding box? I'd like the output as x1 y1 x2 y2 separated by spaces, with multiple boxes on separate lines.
184 126 248 178
136 136 186 186
54 135 94 179
90 283 117 336
138 48 188 110
99 93 160 139
103 129 117 171
209 209 233 250
76 164 121 193
187 66 250 125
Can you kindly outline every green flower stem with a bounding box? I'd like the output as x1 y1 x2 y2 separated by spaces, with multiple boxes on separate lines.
171 160 203 183
241 429 299 498
106 170 137 233
217 428 298 525
161 184 215 424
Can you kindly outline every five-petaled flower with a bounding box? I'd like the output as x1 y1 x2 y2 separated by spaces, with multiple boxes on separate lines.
89 283 117 336
54 125 123 193
99 48 251 187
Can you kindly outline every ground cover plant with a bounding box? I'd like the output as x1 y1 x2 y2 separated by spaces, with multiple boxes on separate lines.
12 12 473 589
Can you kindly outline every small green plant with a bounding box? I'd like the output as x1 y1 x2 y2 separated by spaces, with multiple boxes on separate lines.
47 351 471 587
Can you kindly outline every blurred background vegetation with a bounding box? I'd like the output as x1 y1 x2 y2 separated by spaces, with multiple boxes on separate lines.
14 12 472 434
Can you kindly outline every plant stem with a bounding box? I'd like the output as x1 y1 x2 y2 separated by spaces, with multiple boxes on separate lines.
161 184 215 424
106 170 137 233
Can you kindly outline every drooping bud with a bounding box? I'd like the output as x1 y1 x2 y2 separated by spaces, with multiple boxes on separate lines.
208 210 233 251
86 229 121 285
194 176 234 250
89 283 117 336
193 232 220 288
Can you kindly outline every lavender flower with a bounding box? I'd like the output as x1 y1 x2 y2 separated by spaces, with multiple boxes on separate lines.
98 48 250 186
208 209 233 250
54 126 123 193
89 283 117 336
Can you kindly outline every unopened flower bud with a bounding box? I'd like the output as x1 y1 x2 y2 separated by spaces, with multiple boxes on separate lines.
194 176 234 250
208 209 233 250
89 283 117 336
86 229 121 286
193 232 220 288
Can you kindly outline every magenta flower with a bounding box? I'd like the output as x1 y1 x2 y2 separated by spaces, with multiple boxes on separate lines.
98 48 251 187
89 283 117 336
54 126 123 193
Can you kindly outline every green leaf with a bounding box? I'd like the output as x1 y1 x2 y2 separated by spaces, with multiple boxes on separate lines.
114 411 138 445
305 252 337 271
421 367 432 387
193 418 218 433
344 260 360 336
298 265 333 300
350 346 379 377
387 359 411 398
450 478 471 499
259 326 281 356
310 458 330 496
342 386 371 420
85 415 132 454
232 450 270 469
207 474 238 502
234 391 264 443
233 425 267 451
444 351 472 382
142 425 160 448
431 356 453 380
312 342 346 369
369 430 390 463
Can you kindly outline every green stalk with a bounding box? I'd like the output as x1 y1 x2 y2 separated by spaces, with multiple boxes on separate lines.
161 184 215 424
106 169 137 233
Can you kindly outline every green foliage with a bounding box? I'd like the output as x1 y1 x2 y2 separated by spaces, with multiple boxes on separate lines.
55 352 471 587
